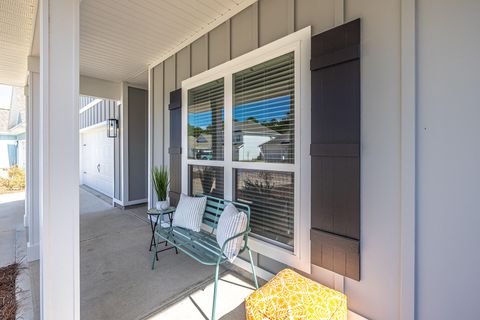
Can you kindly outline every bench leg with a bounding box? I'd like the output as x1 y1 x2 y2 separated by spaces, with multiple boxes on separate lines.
211 263 220 320
247 247 259 289
170 233 179 254
151 233 160 270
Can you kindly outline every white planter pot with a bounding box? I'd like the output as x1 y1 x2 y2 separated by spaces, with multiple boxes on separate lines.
156 200 169 211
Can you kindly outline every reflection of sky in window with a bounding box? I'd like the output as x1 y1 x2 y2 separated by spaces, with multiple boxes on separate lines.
189 108 224 129
234 96 291 122
188 96 291 129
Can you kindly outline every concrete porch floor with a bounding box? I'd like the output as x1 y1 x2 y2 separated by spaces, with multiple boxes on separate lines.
26 188 255 319
0 192 24 268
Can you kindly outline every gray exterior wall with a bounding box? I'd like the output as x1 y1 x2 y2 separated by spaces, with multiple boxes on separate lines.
151 1 403 319
127 87 148 201
416 0 480 319
79 95 96 110
79 99 118 129
152 0 343 272
79 97 121 200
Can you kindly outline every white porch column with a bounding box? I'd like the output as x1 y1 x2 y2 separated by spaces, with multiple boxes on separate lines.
26 56 40 262
39 0 80 319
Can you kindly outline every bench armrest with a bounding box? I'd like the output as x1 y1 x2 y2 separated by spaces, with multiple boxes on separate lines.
219 227 251 261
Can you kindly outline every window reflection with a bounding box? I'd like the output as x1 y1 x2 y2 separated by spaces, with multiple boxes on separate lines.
190 165 224 198
188 79 224 161
233 52 295 163
235 169 294 249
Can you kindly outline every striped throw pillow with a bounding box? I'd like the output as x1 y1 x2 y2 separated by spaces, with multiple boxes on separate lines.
216 203 248 262
172 194 207 232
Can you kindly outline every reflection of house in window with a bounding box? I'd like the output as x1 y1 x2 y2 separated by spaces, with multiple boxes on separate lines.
188 134 213 160
233 119 280 161
260 133 293 162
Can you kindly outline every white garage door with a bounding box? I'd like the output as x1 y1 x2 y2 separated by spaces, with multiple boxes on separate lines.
81 126 114 197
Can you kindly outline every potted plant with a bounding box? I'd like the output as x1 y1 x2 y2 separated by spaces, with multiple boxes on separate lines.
152 166 169 210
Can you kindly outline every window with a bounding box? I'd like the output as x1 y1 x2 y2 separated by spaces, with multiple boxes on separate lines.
233 52 295 163
235 169 294 248
232 52 296 250
188 79 224 161
190 165 224 198
182 28 311 271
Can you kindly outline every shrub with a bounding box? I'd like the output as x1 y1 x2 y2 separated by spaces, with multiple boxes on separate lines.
0 166 26 193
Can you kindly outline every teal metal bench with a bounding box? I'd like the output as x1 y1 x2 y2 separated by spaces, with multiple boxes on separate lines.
151 195 259 320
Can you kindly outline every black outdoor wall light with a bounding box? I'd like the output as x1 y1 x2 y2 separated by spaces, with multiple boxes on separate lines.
107 118 118 138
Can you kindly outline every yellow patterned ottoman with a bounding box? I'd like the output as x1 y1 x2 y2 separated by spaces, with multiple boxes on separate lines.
245 269 347 320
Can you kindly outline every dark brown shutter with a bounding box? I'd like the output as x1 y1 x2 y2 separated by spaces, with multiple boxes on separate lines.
169 89 182 206
310 19 361 281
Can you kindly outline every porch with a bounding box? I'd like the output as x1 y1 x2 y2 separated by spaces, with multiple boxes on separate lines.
25 187 257 320
1 0 480 319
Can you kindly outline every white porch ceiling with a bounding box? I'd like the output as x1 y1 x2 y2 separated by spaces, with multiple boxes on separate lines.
0 0 37 86
80 0 255 86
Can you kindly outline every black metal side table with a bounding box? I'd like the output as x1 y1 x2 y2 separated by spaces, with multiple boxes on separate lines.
147 207 178 261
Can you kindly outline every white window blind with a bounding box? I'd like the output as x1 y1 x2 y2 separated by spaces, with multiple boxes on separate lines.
233 52 295 163
235 169 294 248
188 78 224 161
189 165 224 198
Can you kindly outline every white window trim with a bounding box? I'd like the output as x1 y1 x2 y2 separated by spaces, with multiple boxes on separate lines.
181 27 311 273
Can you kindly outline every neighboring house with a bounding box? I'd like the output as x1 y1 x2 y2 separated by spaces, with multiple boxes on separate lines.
259 133 293 163
233 119 280 161
188 133 213 160
189 119 283 161
0 86 26 173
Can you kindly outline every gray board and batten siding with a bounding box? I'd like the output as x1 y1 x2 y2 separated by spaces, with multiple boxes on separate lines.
79 98 118 130
152 0 341 276
152 0 410 319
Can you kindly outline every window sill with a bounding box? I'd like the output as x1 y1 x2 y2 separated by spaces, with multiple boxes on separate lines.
248 236 311 274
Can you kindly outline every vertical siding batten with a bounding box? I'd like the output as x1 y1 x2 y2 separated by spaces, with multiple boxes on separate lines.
153 62 164 180
163 56 176 169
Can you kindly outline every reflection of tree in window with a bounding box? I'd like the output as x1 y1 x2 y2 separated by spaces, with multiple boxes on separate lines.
190 165 224 198
236 169 294 248
199 166 215 194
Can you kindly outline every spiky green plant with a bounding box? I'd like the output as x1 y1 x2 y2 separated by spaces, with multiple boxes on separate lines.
152 166 169 201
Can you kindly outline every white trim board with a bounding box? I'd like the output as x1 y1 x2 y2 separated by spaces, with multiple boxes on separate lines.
39 0 80 318
120 83 129 203
233 257 275 282
27 243 40 262
147 68 154 208
113 198 124 206
123 198 148 206
181 27 311 273
112 198 148 207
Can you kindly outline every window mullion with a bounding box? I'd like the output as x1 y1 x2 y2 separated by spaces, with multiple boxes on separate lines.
224 73 233 201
